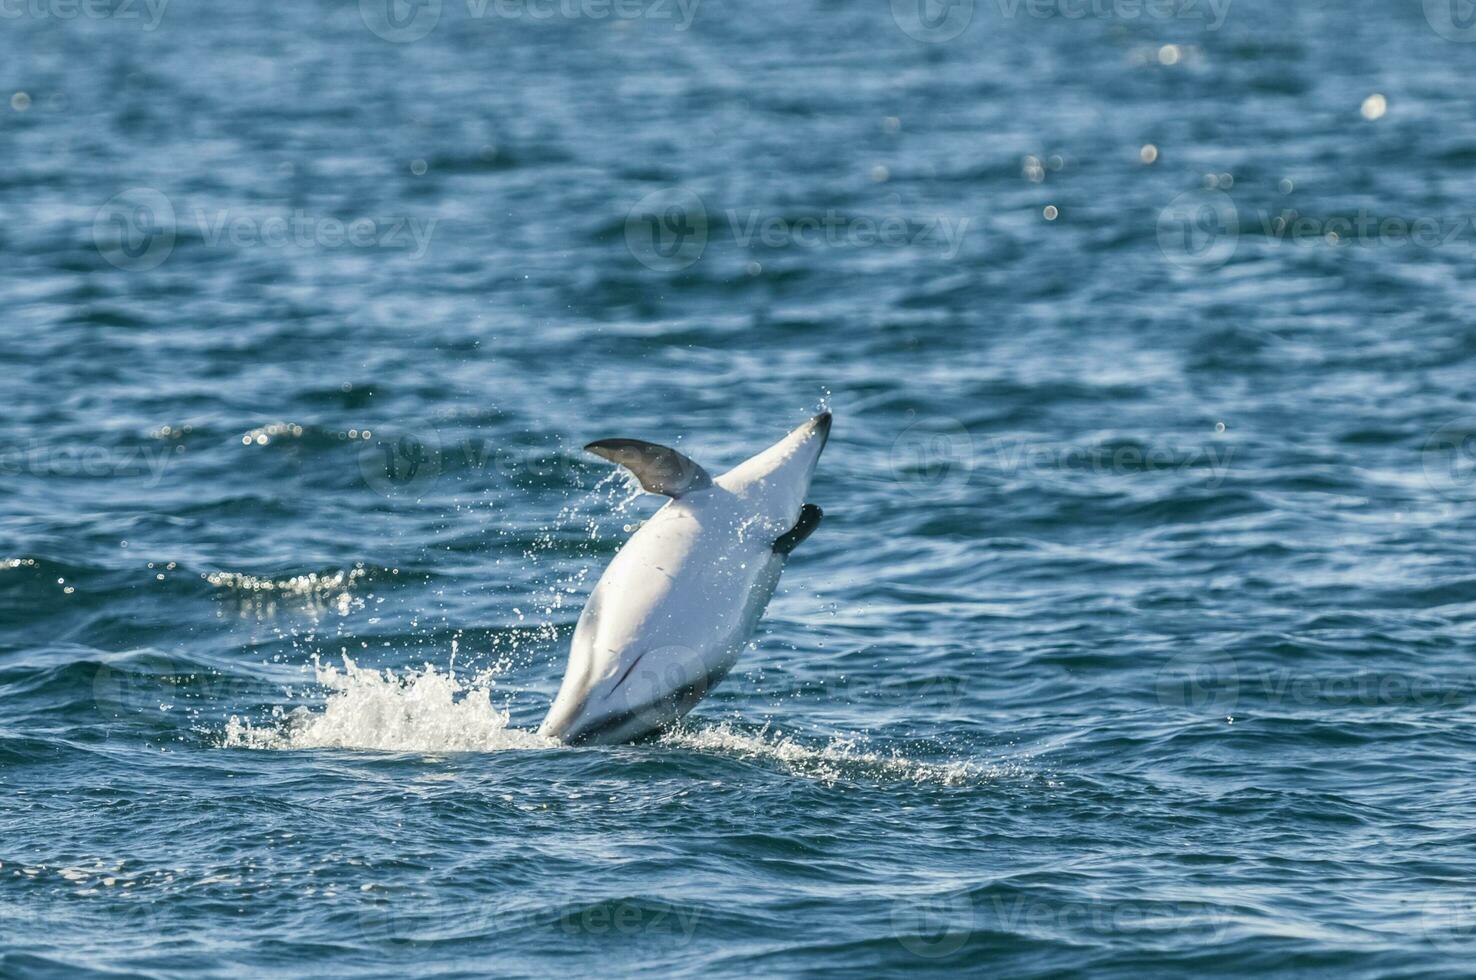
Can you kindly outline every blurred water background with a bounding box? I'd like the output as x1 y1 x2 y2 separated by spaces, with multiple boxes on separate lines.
6 0 1476 975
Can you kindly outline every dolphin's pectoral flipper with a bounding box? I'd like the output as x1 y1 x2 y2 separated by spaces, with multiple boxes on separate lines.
585 439 713 497
773 504 823 555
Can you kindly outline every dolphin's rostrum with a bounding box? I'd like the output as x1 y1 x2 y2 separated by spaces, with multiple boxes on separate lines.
539 412 832 745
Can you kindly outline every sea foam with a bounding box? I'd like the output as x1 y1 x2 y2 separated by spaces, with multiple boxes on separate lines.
224 656 553 753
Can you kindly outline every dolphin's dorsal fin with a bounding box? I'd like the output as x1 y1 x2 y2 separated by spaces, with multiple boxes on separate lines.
585 439 713 498
773 504 823 555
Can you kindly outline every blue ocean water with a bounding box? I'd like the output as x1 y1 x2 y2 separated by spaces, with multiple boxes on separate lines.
6 0 1476 975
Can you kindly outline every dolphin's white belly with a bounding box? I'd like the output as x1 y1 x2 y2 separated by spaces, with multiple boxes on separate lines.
537 411 829 745
538 499 784 744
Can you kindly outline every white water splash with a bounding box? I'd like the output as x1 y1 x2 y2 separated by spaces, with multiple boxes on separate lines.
659 722 985 786
221 632 985 785
224 656 554 753
223 659 985 784
495 468 648 654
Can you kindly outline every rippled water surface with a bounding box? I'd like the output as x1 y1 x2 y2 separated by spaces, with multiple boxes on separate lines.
7 0 1476 975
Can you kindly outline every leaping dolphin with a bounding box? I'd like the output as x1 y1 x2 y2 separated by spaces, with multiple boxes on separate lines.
538 412 831 745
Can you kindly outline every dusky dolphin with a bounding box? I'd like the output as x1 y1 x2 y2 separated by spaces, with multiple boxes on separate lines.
538 412 831 744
